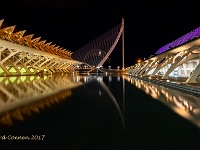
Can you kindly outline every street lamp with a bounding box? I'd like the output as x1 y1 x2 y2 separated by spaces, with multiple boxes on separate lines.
137 59 142 63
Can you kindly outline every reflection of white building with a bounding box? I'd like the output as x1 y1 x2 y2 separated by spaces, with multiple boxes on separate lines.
124 76 200 129
126 26 200 83
0 74 93 126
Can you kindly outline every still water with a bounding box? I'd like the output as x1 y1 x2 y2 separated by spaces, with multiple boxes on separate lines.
0 74 200 150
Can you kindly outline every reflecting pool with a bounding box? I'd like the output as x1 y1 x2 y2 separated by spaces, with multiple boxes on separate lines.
0 74 200 150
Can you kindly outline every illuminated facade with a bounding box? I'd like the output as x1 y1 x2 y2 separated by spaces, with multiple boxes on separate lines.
126 26 200 83
0 18 124 76
0 19 84 76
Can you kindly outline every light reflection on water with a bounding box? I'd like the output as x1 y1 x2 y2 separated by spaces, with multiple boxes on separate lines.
2 74 200 129
124 75 200 128
0 74 95 127
1 74 200 149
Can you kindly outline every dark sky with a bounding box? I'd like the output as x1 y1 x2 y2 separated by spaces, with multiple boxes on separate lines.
0 0 199 68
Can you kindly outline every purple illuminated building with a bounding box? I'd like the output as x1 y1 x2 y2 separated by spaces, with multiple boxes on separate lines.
155 27 200 55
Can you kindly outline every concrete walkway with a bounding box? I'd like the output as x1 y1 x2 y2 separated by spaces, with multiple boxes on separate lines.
154 76 200 87
132 75 200 97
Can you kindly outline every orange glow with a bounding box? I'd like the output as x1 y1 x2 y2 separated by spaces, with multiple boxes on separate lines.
137 59 142 63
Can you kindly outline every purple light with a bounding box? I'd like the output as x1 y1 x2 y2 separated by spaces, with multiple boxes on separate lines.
155 27 200 55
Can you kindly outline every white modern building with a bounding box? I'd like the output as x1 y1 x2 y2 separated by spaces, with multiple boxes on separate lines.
126 26 200 83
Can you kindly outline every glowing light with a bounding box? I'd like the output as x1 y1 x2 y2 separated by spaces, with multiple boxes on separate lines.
20 76 27 82
173 107 191 119
20 68 27 73
99 90 102 96
30 76 35 81
0 67 4 74
44 75 47 80
109 76 112 82
151 93 158 99
9 67 17 73
30 68 35 72
156 26 200 55
9 77 17 83
0 77 5 83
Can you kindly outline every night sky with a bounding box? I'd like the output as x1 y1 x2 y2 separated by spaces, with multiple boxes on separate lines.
0 0 199 68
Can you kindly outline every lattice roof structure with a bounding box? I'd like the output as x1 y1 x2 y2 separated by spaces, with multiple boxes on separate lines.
155 27 200 55
0 19 72 58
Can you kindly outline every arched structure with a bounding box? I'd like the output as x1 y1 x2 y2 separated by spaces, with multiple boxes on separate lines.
71 18 124 69
83 49 111 66
0 18 124 76
0 19 85 76
126 26 200 83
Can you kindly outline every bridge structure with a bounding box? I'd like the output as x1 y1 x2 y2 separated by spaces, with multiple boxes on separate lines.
0 18 124 76
126 26 200 83
72 18 124 72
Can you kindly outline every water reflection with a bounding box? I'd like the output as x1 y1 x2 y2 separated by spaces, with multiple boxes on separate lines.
1 74 200 149
97 76 125 129
0 74 125 130
0 74 94 127
4 73 198 133
124 75 200 128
